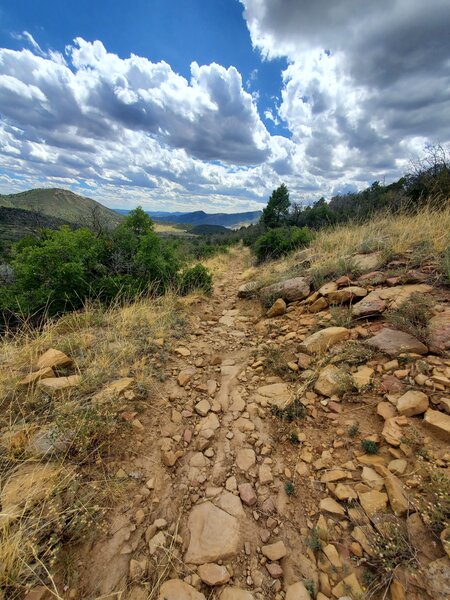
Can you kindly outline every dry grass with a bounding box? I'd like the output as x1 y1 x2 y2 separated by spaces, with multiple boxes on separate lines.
0 292 187 596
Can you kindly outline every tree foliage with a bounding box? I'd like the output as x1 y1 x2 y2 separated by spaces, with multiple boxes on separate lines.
261 184 291 228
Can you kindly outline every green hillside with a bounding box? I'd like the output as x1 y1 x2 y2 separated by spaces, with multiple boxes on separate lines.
0 188 123 230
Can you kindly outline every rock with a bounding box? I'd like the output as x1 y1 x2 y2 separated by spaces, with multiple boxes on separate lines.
185 502 239 564
321 469 350 483
23 587 54 600
352 365 374 390
261 541 287 561
318 282 338 295
389 579 407 600
327 286 367 305
177 368 196 387
18 367 55 386
388 459 407 475
237 281 260 299
423 409 450 441
359 490 388 517
301 327 350 354
309 297 329 313
319 497 346 516
267 298 287 318
158 579 206 600
256 382 291 410
407 513 444 562
260 277 310 304
424 557 450 600
92 377 134 402
382 417 405 446
366 328 428 356
441 528 450 559
332 573 364 598
37 375 81 395
265 562 283 578
377 401 397 420
219 588 255 600
428 310 450 353
352 252 382 272
195 399 211 417
314 364 345 397
238 483 257 506
36 348 72 369
27 427 71 456
376 466 410 516
258 463 273 485
397 390 429 416
352 292 387 317
0 462 61 523
285 582 311 600
236 448 256 471
198 563 231 586
334 484 358 501
361 467 384 491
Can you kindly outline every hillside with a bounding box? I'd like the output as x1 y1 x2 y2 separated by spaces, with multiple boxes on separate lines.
0 188 123 230
1 206 449 600
0 206 76 245
155 209 262 228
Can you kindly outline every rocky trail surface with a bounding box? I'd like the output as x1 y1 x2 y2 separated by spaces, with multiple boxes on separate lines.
16 248 450 600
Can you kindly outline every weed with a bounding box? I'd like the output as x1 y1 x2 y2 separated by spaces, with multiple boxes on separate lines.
401 425 425 456
272 398 306 421
333 340 376 366
284 480 295 496
305 527 322 551
348 424 359 438
329 306 353 328
304 579 316 597
408 462 450 536
439 245 450 285
262 346 296 379
361 439 379 454
385 292 433 343
288 432 300 445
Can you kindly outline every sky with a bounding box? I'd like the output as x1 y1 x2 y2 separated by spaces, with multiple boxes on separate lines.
0 0 449 213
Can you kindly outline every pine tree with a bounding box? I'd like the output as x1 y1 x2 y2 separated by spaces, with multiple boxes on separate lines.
261 184 290 228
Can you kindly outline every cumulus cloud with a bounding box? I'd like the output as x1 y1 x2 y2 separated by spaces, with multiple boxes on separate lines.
241 0 450 185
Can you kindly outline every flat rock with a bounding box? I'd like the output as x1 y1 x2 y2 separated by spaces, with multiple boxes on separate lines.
314 364 345 397
158 579 205 600
424 557 450 600
256 382 291 409
327 286 367 305
285 582 311 600
377 401 397 420
18 367 55 386
198 563 230 586
178 367 196 387
423 409 450 441
359 490 388 517
320 497 346 516
428 310 450 353
352 252 382 272
332 573 364 598
352 365 373 390
397 390 429 416
366 328 428 356
352 292 386 317
236 448 256 471
185 502 239 564
261 541 287 561
301 327 350 354
37 375 81 395
219 588 255 600
260 277 310 304
36 348 72 369
361 466 384 491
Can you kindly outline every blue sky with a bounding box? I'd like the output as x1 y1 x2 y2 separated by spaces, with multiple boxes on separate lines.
0 0 449 212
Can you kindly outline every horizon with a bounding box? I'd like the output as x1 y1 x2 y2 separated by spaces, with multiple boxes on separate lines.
0 0 449 212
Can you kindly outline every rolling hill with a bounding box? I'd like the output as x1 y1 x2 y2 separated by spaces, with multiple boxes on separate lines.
0 188 123 230
153 209 262 228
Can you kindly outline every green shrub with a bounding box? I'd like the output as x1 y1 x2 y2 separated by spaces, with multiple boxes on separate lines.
254 226 311 262
361 439 379 454
385 292 433 343
179 264 213 295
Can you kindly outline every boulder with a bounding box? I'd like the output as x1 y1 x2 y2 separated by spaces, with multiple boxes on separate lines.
301 327 350 354
366 328 428 356
423 409 450 441
185 502 239 564
352 292 387 317
260 277 310 304
158 579 205 600
267 298 286 318
318 281 338 295
36 348 72 369
236 448 256 471
397 390 429 416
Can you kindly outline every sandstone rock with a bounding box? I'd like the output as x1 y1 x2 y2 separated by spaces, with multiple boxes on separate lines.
236 448 256 471
327 286 367 305
318 282 338 295
258 463 273 485
423 409 450 441
382 417 405 446
256 382 291 410
198 563 231 586
37 375 81 395
332 573 363 598
388 459 407 475
397 390 429 416
352 292 386 317
195 399 211 417
267 298 287 318
424 557 450 600
359 490 388 517
377 401 397 420
237 281 260 299
185 502 239 564
260 277 310 304
376 466 410 516
0 462 61 523
301 327 350 354
309 297 329 313
158 579 206 600
177 368 196 387
389 580 407 600
320 497 346 516
314 364 345 397
261 541 287 561
352 365 374 390
18 367 55 386
407 513 444 562
428 310 450 354
366 328 428 356
36 348 72 369
334 483 357 501
441 528 450 559
219 588 255 600
265 562 283 578
361 466 384 491
92 377 134 402
285 582 311 600
352 252 382 272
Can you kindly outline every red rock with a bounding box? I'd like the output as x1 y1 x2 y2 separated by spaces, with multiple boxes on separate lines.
238 483 257 506
266 563 283 578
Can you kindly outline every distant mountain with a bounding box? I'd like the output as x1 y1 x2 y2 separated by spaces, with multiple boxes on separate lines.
115 209 186 218
153 209 262 228
0 188 123 230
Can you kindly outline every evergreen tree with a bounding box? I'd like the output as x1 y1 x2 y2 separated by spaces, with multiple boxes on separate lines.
261 184 290 228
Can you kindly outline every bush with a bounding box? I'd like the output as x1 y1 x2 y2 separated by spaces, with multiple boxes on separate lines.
254 226 311 262
179 264 213 295
386 292 433 343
